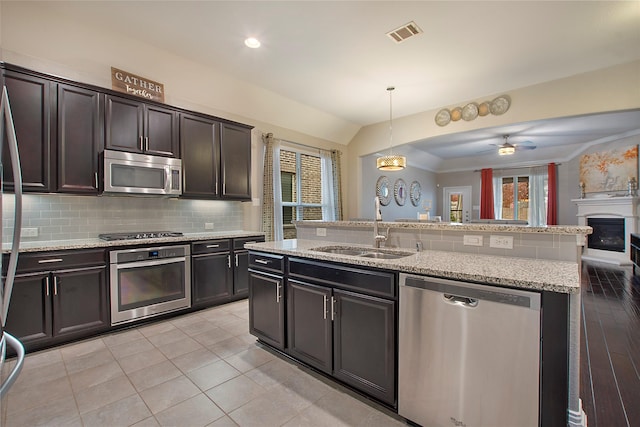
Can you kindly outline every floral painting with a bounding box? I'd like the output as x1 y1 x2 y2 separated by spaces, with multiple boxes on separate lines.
579 145 638 193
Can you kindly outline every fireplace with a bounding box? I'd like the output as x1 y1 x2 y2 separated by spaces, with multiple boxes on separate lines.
587 218 625 252
573 196 638 265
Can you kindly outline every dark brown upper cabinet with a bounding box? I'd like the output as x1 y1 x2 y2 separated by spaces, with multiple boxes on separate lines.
220 122 251 200
1 69 53 192
57 83 104 194
180 113 220 198
181 113 252 200
105 94 178 157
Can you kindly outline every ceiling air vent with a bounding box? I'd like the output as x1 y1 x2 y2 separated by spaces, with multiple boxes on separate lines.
386 21 423 43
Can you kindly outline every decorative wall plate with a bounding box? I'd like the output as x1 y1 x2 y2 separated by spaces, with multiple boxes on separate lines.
394 178 407 206
462 103 479 121
490 95 511 115
478 101 491 116
409 181 422 207
450 107 462 121
376 176 391 206
435 109 451 126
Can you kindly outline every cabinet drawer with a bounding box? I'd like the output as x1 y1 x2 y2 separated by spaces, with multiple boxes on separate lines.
234 236 265 250
288 258 396 299
4 249 106 274
192 239 231 255
249 252 285 274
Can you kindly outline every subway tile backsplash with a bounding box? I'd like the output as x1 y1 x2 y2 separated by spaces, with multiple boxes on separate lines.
2 194 244 243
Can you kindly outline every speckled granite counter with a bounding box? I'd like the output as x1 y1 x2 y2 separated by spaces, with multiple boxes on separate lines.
3 231 265 253
295 220 592 235
245 239 580 294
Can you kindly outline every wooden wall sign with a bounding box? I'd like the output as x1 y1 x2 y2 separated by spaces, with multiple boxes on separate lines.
111 67 164 103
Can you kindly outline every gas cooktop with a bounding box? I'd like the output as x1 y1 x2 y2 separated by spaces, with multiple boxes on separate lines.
98 231 184 241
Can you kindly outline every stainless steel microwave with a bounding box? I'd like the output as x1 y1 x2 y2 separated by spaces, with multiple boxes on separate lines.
102 149 182 196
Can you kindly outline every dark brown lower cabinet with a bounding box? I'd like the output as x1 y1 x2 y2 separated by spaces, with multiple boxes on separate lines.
192 252 233 307
248 270 285 350
4 264 109 352
332 289 395 405
286 278 396 406
287 280 333 374
233 250 250 295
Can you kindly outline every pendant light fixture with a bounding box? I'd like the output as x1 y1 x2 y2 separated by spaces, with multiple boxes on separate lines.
376 86 406 171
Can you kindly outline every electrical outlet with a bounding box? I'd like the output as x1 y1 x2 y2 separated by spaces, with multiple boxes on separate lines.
463 235 483 246
205 222 214 230
316 228 327 237
490 235 514 249
21 227 38 237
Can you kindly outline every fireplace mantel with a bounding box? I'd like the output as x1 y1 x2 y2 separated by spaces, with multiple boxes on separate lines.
573 196 638 265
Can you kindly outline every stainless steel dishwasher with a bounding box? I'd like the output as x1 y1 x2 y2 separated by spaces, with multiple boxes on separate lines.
398 273 541 427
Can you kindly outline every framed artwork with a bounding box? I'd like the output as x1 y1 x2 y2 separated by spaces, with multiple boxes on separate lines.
394 179 407 206
579 145 638 193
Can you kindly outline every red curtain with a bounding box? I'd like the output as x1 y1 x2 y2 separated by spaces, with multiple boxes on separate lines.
547 163 558 225
480 168 495 219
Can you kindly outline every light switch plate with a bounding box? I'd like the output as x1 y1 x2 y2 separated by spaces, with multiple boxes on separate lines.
316 228 327 237
205 223 214 230
463 235 483 246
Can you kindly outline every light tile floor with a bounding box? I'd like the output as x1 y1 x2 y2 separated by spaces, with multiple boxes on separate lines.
3 300 406 427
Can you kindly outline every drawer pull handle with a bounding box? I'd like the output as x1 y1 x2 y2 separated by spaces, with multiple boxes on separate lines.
255 259 269 265
206 244 220 248
38 258 63 264
245 241 257 244
276 281 282 303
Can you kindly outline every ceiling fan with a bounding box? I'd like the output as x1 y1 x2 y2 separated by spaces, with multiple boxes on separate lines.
493 135 536 155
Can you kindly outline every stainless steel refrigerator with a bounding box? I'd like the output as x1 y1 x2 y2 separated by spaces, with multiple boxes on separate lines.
0 84 25 422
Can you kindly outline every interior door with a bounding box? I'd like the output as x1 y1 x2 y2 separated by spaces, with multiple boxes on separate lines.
443 186 472 223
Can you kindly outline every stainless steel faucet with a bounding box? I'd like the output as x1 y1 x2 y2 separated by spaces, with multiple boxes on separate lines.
374 197 388 248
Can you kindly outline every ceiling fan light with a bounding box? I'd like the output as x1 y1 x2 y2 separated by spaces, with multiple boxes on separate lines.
498 145 515 156
377 154 407 170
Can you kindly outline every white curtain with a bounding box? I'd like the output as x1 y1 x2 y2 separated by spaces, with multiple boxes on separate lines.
272 140 284 241
492 172 503 219
320 150 336 221
529 166 548 227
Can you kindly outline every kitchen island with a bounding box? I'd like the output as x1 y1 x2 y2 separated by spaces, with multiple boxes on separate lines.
246 221 591 427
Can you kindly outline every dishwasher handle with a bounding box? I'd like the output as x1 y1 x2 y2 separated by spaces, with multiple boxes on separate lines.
444 293 478 308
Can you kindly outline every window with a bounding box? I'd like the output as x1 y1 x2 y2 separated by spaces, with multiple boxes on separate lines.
500 176 530 220
280 149 323 238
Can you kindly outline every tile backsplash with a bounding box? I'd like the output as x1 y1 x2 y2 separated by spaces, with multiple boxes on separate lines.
2 194 244 243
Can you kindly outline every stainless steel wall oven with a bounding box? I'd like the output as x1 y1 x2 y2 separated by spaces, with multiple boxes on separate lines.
109 245 191 325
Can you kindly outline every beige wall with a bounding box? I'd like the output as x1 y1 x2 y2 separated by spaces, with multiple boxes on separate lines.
347 61 640 218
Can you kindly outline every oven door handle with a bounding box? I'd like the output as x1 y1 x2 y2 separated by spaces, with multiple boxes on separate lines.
114 257 187 269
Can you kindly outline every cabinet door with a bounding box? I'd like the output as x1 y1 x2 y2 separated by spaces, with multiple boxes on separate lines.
2 70 53 192
192 252 233 307
248 271 285 349
3 272 53 349
180 114 219 198
220 122 251 199
287 280 332 374
333 289 396 406
105 95 144 153
233 250 249 296
145 104 178 157
57 83 103 193
52 266 109 338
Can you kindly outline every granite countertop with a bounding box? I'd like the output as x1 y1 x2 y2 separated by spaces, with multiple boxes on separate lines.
294 220 593 235
3 231 265 253
245 239 581 294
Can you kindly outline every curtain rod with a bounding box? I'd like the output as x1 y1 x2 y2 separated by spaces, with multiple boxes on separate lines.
263 132 340 154
474 163 561 173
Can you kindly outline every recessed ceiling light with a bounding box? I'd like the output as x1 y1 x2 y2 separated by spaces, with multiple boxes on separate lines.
244 37 261 48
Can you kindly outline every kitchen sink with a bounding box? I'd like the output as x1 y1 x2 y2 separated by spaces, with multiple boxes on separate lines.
359 251 412 259
311 246 413 259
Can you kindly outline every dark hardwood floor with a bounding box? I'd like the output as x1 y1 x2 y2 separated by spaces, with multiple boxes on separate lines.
580 261 640 427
